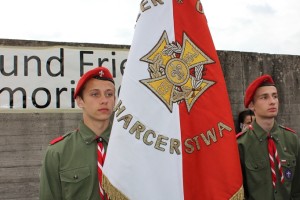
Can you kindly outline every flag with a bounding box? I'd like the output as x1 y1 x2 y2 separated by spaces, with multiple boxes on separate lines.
103 0 244 199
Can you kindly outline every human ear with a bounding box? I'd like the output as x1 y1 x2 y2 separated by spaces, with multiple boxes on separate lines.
248 101 255 111
76 96 84 108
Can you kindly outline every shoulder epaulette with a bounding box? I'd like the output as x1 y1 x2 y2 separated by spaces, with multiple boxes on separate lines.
236 124 253 138
279 125 296 134
49 131 73 145
49 136 64 145
236 131 244 138
247 124 254 131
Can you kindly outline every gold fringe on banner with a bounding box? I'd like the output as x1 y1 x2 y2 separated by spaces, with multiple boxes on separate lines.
229 186 244 200
102 175 129 200
103 174 244 200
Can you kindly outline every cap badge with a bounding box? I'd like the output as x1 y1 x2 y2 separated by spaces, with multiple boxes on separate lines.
99 70 104 77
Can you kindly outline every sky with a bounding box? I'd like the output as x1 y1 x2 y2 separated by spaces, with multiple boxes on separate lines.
1 0 300 55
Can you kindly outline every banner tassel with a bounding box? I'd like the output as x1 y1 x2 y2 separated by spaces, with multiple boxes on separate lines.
229 186 244 200
103 175 129 200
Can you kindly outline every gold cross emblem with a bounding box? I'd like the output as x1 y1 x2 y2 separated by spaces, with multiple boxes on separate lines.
140 31 215 112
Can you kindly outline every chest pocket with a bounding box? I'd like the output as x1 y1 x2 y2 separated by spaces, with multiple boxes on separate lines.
245 159 267 171
60 166 90 183
60 166 91 200
245 159 268 185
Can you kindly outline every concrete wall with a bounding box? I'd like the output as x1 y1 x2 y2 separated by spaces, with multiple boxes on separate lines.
0 113 81 200
0 39 299 200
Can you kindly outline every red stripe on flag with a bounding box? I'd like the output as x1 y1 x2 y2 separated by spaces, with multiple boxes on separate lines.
173 1 243 199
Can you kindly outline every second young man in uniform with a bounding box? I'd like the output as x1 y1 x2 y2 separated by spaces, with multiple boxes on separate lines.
237 74 300 199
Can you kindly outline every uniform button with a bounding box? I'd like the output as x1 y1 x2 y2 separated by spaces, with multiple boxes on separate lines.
254 165 258 169
274 190 277 194
73 175 78 179
259 139 263 142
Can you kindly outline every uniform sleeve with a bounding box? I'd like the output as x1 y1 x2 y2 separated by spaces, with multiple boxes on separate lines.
237 141 249 198
39 147 62 200
291 135 300 199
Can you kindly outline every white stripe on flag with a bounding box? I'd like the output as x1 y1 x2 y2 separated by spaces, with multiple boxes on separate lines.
103 1 184 200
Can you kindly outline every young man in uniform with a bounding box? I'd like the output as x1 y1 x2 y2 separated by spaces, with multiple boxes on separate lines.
237 74 300 199
39 66 115 200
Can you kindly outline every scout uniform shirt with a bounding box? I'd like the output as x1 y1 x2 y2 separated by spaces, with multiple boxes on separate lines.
39 120 111 200
237 120 300 200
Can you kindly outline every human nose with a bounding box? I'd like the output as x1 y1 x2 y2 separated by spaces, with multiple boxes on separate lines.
99 95 108 104
269 96 277 104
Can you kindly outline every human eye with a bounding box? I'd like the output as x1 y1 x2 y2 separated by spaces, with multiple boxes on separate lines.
105 90 115 98
90 91 100 97
259 95 267 100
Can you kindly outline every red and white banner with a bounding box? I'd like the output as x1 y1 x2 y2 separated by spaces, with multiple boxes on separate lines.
103 1 244 199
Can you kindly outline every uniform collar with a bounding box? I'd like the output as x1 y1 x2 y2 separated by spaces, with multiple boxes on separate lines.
78 120 111 145
252 120 280 141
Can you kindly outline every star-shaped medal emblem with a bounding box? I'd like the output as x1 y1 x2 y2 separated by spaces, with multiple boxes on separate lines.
140 31 215 112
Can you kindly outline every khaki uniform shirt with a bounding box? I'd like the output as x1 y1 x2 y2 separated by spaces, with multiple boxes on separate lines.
39 121 111 200
237 120 300 200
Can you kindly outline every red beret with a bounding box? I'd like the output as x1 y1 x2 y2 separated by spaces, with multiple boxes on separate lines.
244 74 275 108
74 66 114 98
